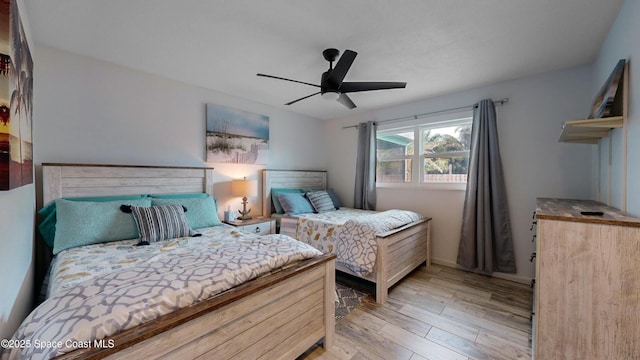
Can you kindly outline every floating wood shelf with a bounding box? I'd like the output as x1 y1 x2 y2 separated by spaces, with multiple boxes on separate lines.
558 116 624 144
556 60 629 210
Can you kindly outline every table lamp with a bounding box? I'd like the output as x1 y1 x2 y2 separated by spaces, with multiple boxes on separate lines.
231 177 257 220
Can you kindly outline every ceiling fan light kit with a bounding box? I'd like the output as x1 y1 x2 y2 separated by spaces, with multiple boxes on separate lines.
257 48 406 109
321 91 339 101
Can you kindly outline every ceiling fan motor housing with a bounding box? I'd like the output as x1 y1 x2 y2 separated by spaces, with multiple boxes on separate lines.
321 70 338 95
321 48 342 95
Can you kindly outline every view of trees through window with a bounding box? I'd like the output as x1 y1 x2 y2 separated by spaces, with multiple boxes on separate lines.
377 120 472 184
423 124 471 182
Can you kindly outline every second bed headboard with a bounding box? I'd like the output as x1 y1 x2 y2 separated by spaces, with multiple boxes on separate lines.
262 170 327 217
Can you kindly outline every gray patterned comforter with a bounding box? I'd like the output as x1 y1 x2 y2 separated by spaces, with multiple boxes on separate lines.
289 209 422 276
1 226 322 360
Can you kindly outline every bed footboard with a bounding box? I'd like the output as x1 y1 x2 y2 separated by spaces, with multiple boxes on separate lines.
56 254 336 360
335 218 431 304
374 218 431 304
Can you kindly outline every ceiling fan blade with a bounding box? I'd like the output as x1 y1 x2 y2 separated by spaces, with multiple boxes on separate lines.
257 73 321 88
285 92 321 105
340 81 407 93
326 50 357 86
336 93 356 109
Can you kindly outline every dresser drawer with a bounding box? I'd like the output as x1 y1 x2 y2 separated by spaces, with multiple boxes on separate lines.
237 221 273 235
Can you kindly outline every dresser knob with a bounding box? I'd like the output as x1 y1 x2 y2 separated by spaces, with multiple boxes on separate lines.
254 227 260 233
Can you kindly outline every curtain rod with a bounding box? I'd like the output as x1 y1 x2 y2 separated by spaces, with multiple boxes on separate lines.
342 98 509 129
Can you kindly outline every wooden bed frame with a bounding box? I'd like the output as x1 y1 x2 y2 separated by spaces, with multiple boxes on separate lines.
41 163 335 360
262 169 430 304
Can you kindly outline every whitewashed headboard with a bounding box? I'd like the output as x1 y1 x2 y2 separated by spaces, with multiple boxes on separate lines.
262 170 327 217
42 163 215 206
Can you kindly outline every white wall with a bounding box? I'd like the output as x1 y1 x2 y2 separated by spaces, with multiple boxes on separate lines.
0 0 35 340
325 65 594 282
0 185 35 340
592 0 639 216
33 46 327 216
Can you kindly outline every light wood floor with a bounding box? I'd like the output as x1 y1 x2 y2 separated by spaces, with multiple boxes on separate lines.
301 264 533 360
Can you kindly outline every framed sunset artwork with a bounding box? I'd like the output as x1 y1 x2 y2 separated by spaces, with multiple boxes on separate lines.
0 0 33 190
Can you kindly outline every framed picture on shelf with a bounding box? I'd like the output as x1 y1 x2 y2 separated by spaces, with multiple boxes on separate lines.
589 59 625 119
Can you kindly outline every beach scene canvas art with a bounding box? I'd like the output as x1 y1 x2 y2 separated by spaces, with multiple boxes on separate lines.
206 104 269 164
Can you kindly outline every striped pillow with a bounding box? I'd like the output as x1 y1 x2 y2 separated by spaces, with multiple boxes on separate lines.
306 191 336 213
127 205 197 244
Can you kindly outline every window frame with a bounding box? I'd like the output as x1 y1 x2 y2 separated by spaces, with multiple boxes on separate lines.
376 110 473 191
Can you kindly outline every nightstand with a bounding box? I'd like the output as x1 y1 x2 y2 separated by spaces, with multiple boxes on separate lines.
223 217 276 235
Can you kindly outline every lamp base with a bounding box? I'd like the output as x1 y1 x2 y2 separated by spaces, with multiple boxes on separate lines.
238 197 252 220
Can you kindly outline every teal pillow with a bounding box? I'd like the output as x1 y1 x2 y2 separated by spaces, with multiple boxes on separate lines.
277 193 314 215
271 188 304 214
151 195 222 229
38 194 149 249
38 205 58 248
52 198 152 255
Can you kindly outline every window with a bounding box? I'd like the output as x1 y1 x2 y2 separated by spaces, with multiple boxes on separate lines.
376 111 472 189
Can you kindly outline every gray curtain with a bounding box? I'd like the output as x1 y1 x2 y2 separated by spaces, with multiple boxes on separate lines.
354 121 376 210
457 99 516 273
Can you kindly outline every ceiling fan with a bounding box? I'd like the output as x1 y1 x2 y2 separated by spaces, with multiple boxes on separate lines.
257 48 406 109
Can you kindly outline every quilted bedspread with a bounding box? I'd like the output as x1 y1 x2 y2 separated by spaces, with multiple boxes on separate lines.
1 226 322 360
292 209 422 276
46 225 242 298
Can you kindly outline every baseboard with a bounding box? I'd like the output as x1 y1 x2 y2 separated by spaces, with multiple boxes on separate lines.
491 271 532 285
431 257 532 285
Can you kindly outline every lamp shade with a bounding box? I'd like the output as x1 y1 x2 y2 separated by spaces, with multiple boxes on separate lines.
231 177 257 197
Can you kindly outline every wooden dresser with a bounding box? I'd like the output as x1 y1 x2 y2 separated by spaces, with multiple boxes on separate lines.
534 198 640 359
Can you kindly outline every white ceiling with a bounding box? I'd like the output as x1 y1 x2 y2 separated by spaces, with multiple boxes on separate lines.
24 0 623 121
